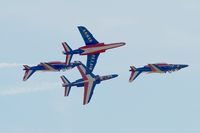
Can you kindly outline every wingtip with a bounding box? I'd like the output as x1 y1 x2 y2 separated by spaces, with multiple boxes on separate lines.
23 75 28 81
83 102 88 105
77 26 85 29
60 75 66 81
129 79 133 83
129 77 133 83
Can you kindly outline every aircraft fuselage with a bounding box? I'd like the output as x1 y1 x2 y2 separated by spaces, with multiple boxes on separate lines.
24 62 78 72
135 64 188 73
67 74 118 87
64 42 125 56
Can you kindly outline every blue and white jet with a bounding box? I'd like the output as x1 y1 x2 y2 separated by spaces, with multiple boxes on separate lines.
129 63 188 82
62 26 125 72
61 61 118 105
23 45 81 81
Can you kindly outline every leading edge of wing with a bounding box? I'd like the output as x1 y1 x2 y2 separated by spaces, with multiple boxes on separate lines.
83 80 96 105
77 62 96 78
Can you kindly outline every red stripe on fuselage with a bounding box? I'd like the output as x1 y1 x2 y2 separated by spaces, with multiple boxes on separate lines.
47 61 65 64
156 63 170 66
79 42 124 55
148 64 158 72
81 50 106 55
79 43 105 49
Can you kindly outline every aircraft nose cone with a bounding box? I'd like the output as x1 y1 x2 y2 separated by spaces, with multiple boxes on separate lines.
112 74 118 78
121 42 126 45
177 64 188 70
181 64 189 68
110 74 118 78
119 42 126 46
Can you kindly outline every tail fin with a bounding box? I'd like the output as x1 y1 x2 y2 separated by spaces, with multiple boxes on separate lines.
130 66 136 71
61 75 71 96
129 66 141 82
23 65 30 70
23 65 35 81
62 42 73 65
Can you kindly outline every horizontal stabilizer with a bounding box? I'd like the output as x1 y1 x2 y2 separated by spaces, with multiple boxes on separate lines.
130 66 136 71
62 42 73 65
62 42 72 53
129 66 141 82
23 68 35 81
61 75 71 96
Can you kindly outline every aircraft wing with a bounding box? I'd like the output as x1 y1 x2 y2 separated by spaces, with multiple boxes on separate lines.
148 64 164 73
77 63 96 105
87 53 100 72
77 62 96 77
83 80 96 105
78 26 99 45
40 63 57 71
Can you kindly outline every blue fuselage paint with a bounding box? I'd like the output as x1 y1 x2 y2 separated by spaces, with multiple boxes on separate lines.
27 63 79 71
69 74 118 88
136 64 188 73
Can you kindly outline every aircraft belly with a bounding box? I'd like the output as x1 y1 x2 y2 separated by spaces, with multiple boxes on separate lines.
73 80 86 87
81 47 107 55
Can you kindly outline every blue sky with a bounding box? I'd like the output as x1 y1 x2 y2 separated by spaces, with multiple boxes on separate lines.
0 0 200 133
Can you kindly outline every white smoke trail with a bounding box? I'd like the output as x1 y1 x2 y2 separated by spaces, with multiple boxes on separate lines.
0 63 24 68
0 82 61 96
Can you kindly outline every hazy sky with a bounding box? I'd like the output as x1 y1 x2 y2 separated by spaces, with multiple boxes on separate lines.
0 0 200 133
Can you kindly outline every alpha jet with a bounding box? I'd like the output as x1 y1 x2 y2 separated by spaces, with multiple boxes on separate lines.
62 26 125 72
61 61 118 105
129 63 188 82
23 45 81 81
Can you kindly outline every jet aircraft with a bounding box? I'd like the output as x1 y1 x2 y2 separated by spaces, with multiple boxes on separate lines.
129 63 188 82
62 26 125 72
23 45 81 81
61 61 118 105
